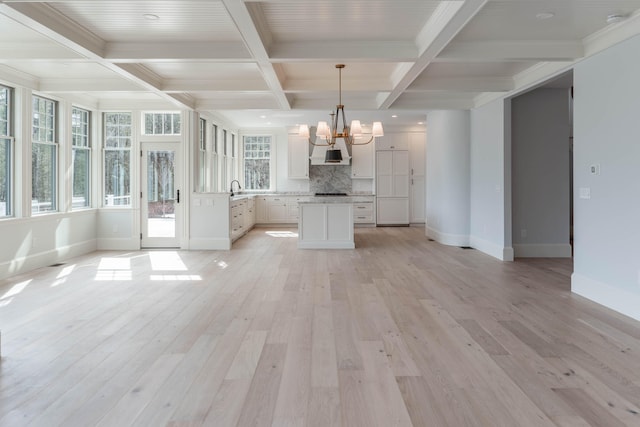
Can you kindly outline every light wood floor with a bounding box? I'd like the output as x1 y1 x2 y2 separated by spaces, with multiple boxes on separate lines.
1 227 639 426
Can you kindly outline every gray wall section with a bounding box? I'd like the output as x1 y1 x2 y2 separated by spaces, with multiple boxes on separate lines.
511 88 571 255
571 33 640 319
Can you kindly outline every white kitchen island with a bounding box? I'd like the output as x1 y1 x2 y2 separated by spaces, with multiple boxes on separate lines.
298 197 355 249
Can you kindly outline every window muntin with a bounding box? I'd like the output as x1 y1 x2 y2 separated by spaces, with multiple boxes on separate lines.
243 135 272 191
32 96 57 213
103 112 131 206
72 107 91 209
0 85 11 217
143 112 181 135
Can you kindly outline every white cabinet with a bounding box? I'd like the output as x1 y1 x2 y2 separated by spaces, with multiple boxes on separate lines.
353 201 375 224
230 199 246 241
409 133 426 223
376 150 409 197
375 133 409 151
298 202 354 249
245 197 256 229
255 195 304 224
351 138 375 178
376 198 410 225
288 135 309 179
376 150 410 225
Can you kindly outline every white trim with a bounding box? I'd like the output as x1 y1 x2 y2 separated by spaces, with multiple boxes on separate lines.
513 243 572 258
188 237 231 251
572 273 640 322
0 239 96 280
469 235 513 261
426 225 469 247
96 237 139 251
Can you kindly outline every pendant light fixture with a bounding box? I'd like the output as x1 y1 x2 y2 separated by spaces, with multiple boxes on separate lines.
299 64 384 163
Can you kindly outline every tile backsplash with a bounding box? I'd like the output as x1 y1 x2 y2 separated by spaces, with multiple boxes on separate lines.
309 165 352 193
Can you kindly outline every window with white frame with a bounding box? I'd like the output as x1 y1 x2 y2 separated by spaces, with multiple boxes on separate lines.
231 133 236 182
103 112 132 206
143 112 181 135
211 124 218 192
0 85 12 217
71 107 91 209
243 135 272 191
198 118 206 192
222 129 228 191
32 95 57 213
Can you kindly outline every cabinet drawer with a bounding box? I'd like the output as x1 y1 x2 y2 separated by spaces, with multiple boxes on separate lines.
353 203 373 214
354 214 374 223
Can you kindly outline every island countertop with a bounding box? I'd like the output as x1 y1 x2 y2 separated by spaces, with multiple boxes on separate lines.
298 195 375 204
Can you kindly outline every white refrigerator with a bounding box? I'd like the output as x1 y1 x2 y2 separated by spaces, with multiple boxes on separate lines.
376 150 410 225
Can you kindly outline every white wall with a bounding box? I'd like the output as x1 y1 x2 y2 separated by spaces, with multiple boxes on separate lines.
426 110 470 246
572 34 640 321
469 98 513 260
0 210 97 279
511 88 572 257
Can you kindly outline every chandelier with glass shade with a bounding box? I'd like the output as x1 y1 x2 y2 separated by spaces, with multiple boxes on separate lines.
299 64 384 163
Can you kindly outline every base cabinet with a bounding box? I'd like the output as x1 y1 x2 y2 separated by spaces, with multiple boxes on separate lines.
376 198 409 225
298 203 354 249
256 196 305 224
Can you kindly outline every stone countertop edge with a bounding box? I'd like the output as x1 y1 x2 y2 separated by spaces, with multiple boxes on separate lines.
298 196 375 204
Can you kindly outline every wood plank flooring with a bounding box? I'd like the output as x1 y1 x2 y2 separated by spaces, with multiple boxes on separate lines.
1 227 639 426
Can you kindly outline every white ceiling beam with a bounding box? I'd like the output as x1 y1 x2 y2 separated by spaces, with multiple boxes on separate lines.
436 41 584 62
407 76 513 92
196 97 281 110
0 64 39 89
284 78 392 92
105 41 253 62
0 2 196 110
379 0 489 109
39 78 146 93
0 42 83 60
268 41 418 62
221 0 290 110
392 93 476 110
162 79 269 92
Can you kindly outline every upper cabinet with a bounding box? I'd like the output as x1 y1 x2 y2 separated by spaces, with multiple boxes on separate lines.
351 137 375 179
288 135 309 179
375 133 409 151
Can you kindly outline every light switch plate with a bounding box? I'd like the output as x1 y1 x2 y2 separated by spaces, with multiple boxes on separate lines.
579 187 591 199
589 164 600 175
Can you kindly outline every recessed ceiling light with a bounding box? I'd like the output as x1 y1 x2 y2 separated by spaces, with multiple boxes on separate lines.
606 13 628 24
260 115 267 119
418 122 424 125
143 14 159 21
536 12 555 20
391 115 398 118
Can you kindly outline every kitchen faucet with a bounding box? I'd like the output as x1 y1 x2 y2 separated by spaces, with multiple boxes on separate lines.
230 180 241 196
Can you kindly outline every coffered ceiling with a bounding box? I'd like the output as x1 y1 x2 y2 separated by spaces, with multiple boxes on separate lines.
1 0 639 128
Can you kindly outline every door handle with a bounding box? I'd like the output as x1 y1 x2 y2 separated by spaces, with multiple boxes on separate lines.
176 189 180 203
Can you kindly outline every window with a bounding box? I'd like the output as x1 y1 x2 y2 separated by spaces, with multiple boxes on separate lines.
104 112 132 206
222 129 228 191
32 96 57 213
143 112 181 135
243 135 272 191
71 107 91 209
231 133 236 181
198 118 207 192
211 124 218 192
0 85 12 217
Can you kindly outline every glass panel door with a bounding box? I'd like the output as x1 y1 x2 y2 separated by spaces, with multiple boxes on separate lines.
141 143 181 248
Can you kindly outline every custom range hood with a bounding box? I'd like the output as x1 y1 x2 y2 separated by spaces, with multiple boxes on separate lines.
309 137 351 165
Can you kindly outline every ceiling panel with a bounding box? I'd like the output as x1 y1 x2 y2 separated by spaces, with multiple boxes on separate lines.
453 0 640 42
145 62 263 80
259 0 440 42
419 62 534 78
48 0 242 42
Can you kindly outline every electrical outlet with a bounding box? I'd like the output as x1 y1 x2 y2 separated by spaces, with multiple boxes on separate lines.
589 164 600 175
579 187 591 199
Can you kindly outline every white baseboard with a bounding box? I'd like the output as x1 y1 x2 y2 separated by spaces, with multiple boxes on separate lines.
96 237 140 251
0 239 96 280
426 226 469 247
514 243 572 258
189 238 231 250
572 272 640 322
469 235 513 261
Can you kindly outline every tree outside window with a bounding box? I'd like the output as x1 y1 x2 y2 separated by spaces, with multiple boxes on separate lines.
104 112 131 206
32 96 57 214
72 107 90 209
0 85 11 217
243 135 272 190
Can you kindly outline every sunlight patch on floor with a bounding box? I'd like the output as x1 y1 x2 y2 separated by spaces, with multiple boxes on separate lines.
149 251 188 271
149 274 202 281
265 230 298 238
